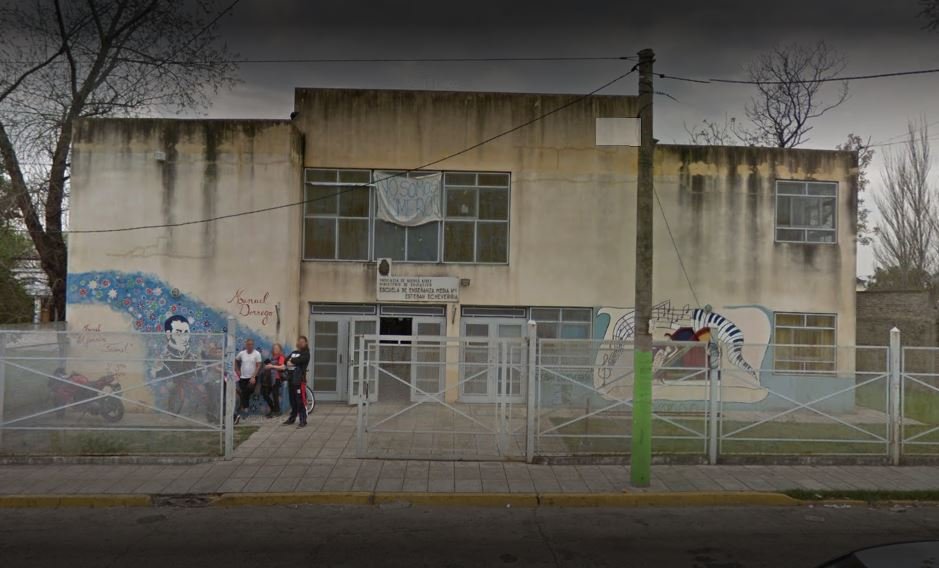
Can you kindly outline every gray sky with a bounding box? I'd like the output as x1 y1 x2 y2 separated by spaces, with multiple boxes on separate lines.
202 0 939 278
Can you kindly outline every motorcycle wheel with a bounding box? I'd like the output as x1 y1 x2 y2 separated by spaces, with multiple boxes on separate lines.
100 397 125 423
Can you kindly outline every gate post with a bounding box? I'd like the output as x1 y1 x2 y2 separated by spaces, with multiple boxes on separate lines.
889 327 902 466
224 317 237 460
707 340 720 465
525 321 537 463
355 335 367 457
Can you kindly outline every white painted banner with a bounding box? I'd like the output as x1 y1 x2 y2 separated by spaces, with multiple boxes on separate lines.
374 171 443 227
377 275 459 303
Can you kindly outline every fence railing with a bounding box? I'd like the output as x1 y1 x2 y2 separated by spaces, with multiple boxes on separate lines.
353 334 528 460
0 328 233 458
354 326 925 464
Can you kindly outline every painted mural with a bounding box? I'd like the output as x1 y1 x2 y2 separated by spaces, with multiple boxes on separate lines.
67 271 277 415
594 301 772 403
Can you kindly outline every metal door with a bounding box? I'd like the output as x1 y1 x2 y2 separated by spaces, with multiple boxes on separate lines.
459 319 526 402
311 315 377 402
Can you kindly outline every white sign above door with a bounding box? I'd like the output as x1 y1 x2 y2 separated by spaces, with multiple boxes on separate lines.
377 275 459 303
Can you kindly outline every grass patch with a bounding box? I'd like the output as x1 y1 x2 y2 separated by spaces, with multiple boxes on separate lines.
0 425 259 457
784 489 939 502
545 416 896 456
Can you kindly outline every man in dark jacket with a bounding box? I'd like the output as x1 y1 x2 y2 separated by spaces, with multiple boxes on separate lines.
283 336 311 428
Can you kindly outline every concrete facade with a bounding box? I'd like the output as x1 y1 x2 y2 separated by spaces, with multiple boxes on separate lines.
66 88 859 411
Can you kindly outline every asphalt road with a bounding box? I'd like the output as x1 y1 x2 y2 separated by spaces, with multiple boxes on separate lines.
1 503 938 567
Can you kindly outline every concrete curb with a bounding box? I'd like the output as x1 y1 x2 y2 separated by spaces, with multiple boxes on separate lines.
0 491 805 509
0 494 152 508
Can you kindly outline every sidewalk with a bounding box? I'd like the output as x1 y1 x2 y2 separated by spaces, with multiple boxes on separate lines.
2 404 938 497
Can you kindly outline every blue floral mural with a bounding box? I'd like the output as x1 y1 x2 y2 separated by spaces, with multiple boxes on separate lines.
67 270 276 416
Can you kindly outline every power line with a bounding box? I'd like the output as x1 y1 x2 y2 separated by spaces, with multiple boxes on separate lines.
652 186 700 307
60 66 637 234
658 65 939 86
2 55 638 66
220 56 637 64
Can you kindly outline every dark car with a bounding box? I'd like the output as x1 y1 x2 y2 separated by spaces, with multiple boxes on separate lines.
819 541 939 567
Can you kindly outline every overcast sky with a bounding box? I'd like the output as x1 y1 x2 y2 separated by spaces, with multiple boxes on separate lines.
201 0 939 278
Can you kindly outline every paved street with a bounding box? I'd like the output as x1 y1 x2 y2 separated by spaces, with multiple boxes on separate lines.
2 504 938 567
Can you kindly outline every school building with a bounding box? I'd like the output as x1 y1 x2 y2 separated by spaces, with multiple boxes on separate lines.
66 87 859 409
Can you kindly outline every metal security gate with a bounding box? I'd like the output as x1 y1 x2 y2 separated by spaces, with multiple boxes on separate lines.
533 339 713 461
900 346 939 457
351 326 933 464
354 333 529 460
717 345 891 460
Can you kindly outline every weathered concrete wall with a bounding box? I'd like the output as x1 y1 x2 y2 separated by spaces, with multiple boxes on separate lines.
294 88 857 346
68 119 303 352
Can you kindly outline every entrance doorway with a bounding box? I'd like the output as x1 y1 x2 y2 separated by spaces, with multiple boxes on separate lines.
309 304 446 403
378 317 413 403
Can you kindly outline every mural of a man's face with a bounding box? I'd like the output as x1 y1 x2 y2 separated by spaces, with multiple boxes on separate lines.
166 319 191 352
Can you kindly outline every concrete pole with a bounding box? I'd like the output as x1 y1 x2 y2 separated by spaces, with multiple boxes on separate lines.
889 327 901 465
631 48 656 487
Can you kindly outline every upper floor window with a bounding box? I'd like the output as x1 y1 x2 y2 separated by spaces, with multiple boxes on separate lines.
773 312 836 373
303 168 510 264
775 180 837 244
444 172 510 263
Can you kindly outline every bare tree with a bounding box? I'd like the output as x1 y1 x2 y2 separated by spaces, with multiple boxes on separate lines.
727 42 848 148
685 42 848 149
683 116 737 146
921 0 939 30
872 120 937 289
836 133 874 246
0 1 237 321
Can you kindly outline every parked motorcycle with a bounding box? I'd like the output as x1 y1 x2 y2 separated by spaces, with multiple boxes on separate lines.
48 368 125 422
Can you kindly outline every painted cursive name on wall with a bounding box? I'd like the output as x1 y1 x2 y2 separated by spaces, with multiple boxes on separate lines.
226 289 274 326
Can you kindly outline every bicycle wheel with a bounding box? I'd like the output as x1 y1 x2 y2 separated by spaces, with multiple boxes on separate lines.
305 385 315 414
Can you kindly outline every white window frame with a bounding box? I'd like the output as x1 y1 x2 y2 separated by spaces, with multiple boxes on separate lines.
302 168 510 265
528 307 594 340
774 180 838 245
443 172 511 264
773 312 837 373
302 169 373 261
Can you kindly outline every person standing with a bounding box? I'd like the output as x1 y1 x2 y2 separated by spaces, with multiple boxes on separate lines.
233 339 262 424
262 343 286 418
283 336 311 428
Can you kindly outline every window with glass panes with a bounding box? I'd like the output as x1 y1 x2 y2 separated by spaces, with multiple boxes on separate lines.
303 169 372 260
373 171 441 262
444 172 510 263
303 169 510 264
775 180 837 244
773 313 837 373
529 307 593 339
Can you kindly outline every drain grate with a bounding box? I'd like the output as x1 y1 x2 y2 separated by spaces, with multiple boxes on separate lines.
152 494 218 508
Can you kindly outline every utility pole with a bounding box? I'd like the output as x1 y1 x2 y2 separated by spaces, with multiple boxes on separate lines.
631 48 655 487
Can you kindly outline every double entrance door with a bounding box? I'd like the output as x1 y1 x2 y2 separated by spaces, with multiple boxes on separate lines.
460 318 527 403
309 305 446 404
